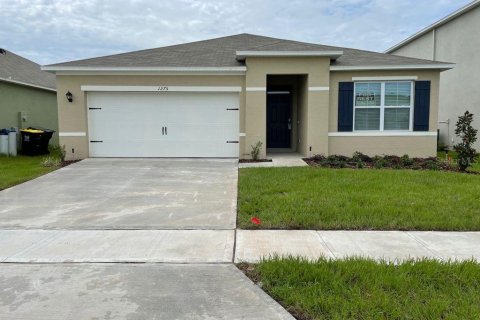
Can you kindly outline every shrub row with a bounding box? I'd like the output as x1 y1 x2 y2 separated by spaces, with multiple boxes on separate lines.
304 152 456 171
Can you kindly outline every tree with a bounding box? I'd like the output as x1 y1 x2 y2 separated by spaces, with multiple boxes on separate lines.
453 111 478 171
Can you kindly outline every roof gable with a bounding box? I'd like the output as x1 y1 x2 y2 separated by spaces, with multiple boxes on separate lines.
0 49 56 90
44 33 452 71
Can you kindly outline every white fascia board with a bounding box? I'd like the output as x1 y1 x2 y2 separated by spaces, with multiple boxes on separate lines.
81 85 242 92
54 71 246 76
330 64 455 71
328 132 437 137
41 66 247 75
352 76 418 81
385 0 480 53
236 50 343 60
0 77 56 92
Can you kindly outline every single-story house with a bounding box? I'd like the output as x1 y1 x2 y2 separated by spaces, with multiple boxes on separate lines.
0 49 58 144
386 0 480 149
42 34 454 160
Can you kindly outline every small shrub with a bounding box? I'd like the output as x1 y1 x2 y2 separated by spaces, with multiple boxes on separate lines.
250 141 263 161
400 154 414 167
49 144 66 162
371 156 385 169
42 156 61 167
351 152 367 168
352 151 372 163
423 159 440 170
453 111 478 171
326 155 349 168
384 155 402 168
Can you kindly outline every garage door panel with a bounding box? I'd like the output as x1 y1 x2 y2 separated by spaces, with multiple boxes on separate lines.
87 92 239 158
90 140 238 157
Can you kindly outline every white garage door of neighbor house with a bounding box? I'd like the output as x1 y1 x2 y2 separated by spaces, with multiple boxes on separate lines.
87 91 239 157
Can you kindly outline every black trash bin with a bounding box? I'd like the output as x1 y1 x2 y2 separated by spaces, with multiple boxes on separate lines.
20 127 55 155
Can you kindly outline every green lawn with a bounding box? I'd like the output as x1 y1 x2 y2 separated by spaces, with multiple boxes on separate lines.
0 155 59 190
237 167 480 230
240 257 480 320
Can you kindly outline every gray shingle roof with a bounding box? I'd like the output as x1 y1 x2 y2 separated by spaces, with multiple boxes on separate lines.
0 49 56 90
45 33 450 69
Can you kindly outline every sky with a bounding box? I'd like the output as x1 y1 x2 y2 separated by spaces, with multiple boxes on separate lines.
0 0 473 65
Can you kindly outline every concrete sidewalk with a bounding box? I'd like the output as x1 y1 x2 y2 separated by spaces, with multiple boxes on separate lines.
235 230 480 263
0 229 234 263
2 229 479 263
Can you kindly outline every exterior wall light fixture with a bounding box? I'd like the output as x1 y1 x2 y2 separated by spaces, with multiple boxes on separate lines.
66 91 73 102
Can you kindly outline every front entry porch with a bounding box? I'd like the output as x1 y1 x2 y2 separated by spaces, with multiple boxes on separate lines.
266 75 308 156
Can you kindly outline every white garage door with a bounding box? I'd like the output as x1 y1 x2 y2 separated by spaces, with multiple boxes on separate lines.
87 91 239 157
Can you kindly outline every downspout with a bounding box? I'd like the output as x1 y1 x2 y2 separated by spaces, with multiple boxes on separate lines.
432 28 436 61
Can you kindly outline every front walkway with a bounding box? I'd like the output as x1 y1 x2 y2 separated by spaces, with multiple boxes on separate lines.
239 152 308 168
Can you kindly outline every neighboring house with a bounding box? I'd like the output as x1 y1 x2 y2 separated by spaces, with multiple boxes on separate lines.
0 49 58 144
42 34 453 160
386 0 480 149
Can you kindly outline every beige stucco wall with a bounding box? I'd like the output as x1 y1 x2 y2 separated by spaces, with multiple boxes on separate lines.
391 31 435 61
56 74 245 160
297 76 309 156
390 5 480 148
329 136 437 157
243 57 330 158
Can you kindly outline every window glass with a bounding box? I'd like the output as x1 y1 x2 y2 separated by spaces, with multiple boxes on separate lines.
355 82 381 106
385 82 411 106
384 108 410 130
354 108 380 130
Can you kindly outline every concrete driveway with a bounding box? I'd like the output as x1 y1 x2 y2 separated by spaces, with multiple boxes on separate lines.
0 158 298 319
0 158 237 229
0 264 294 320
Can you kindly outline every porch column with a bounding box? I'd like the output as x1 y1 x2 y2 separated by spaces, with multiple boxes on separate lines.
244 75 267 159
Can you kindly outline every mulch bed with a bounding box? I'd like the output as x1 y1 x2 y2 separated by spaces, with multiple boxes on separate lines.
239 159 273 163
61 160 81 167
303 153 462 172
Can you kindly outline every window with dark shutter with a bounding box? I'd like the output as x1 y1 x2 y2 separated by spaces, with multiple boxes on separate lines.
338 82 354 132
413 81 431 131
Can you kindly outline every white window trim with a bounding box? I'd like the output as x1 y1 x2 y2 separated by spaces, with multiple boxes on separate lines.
352 76 418 81
353 81 414 132
329 132 437 137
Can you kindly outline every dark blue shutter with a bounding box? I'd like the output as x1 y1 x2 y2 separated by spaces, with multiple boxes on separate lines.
338 82 354 132
413 81 431 131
